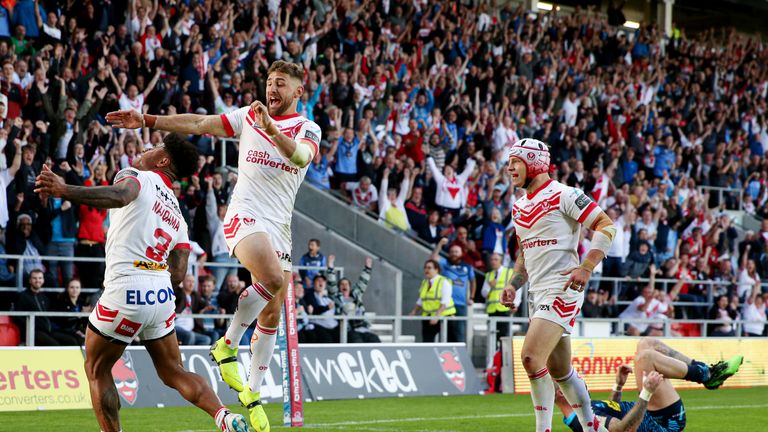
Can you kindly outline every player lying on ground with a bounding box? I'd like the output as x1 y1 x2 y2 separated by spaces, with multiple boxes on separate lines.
34 134 248 432
106 60 321 432
501 138 617 432
556 337 743 432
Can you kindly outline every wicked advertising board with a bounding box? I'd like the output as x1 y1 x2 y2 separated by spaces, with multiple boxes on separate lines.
0 343 480 411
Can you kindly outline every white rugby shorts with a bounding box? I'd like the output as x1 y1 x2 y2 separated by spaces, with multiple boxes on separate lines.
223 205 293 272
527 287 584 334
89 276 177 344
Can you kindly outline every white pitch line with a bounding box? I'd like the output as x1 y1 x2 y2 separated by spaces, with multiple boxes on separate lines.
180 403 768 431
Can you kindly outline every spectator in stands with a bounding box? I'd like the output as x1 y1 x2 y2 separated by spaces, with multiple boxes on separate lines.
293 276 312 344
379 167 411 231
346 176 378 212
304 274 339 343
52 278 88 345
742 283 766 337
431 238 475 343
426 155 476 218
621 243 656 299
737 247 761 301
174 274 211 346
481 253 518 341
708 295 739 337
405 185 427 233
75 172 108 290
0 227 16 288
410 259 456 343
334 128 360 184
326 255 380 343
8 213 45 280
14 269 79 345
46 197 76 287
198 275 226 342
216 274 242 315
299 239 326 288
204 177 235 289
582 288 617 318
619 273 670 336
417 209 442 245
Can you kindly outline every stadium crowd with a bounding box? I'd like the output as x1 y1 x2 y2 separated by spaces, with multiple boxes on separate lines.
0 0 766 345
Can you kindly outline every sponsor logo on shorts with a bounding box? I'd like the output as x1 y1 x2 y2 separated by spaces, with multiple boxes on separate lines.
114 318 142 337
133 260 169 271
538 304 550 311
112 351 139 405
243 217 255 226
125 287 176 305
275 251 292 263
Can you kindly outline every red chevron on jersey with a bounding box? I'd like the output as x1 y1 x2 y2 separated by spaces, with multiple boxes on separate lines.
514 194 562 228
95 303 119 322
552 296 578 318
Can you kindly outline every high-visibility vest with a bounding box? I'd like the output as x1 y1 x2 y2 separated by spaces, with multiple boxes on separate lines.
420 276 456 317
485 266 514 314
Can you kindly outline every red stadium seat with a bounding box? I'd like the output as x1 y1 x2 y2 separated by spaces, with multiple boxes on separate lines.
0 316 21 346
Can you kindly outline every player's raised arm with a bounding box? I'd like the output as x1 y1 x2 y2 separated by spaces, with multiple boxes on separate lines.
606 371 664 432
105 109 231 137
34 165 140 208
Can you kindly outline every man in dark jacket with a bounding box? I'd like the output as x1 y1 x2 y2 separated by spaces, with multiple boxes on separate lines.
326 255 380 343
174 275 211 345
7 213 46 281
13 269 79 345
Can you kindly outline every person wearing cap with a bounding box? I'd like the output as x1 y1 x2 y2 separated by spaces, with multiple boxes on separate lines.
500 138 615 432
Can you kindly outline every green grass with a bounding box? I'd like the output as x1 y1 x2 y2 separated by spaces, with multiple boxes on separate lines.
1 387 765 431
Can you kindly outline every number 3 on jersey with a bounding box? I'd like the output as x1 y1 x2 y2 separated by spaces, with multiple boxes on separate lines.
146 228 172 262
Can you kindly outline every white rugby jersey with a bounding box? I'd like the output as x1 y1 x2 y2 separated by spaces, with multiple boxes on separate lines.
104 169 190 285
511 179 601 291
220 107 322 224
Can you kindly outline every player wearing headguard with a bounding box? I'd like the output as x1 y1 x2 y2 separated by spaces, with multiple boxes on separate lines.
500 138 617 432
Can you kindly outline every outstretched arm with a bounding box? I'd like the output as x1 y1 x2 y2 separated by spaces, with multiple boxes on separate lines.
34 165 140 208
106 109 230 137
605 371 664 432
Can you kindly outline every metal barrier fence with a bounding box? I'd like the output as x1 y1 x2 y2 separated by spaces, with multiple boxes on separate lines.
2 311 764 367
698 185 744 211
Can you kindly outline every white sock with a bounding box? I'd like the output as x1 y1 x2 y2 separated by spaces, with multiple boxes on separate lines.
224 283 273 349
528 367 555 432
556 368 599 431
214 406 229 429
248 323 277 394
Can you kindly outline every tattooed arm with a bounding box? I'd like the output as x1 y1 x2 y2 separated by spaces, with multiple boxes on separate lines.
35 165 140 208
608 371 664 432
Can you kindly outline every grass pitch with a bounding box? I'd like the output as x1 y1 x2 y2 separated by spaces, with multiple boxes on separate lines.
2 387 764 431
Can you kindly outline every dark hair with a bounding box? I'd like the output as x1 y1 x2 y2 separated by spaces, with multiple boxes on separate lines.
313 274 327 282
163 133 199 179
200 275 216 285
424 259 441 273
268 60 304 81
29 269 44 279
309 238 321 247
